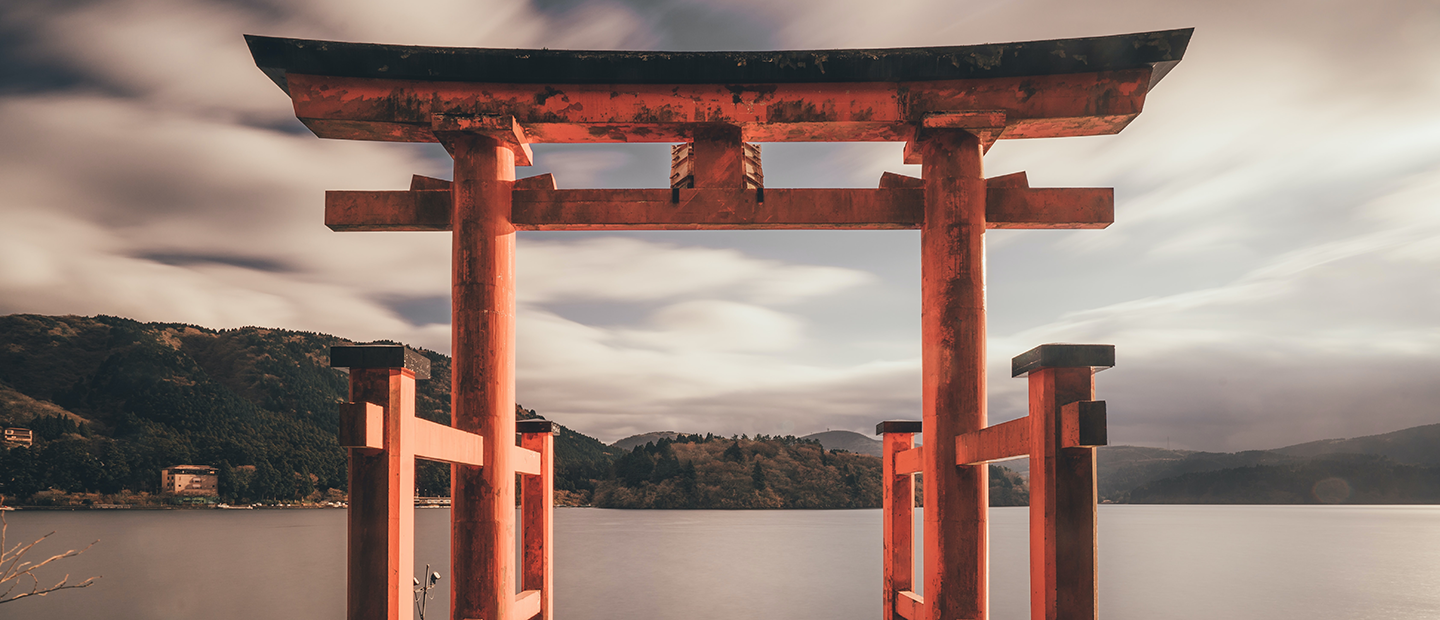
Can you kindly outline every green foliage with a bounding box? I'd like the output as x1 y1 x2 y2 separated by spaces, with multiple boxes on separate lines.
1126 453 1440 504
0 314 629 504
592 436 882 509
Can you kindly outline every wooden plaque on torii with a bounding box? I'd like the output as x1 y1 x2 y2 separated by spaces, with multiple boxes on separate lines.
248 27 1192 620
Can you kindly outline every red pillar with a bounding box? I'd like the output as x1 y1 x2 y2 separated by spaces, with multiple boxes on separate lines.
919 129 987 620
878 420 921 620
449 134 518 620
1016 344 1112 620
519 420 555 620
333 345 428 620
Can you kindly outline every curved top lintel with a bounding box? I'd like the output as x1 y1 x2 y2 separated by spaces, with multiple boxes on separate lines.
246 29 1192 94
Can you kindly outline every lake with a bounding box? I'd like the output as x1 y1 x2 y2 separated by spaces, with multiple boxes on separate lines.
5 505 1439 619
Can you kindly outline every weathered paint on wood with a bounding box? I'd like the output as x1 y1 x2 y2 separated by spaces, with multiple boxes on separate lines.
325 186 1111 232
919 128 987 620
896 590 925 620
893 445 924 476
432 114 534 166
411 417 485 466
1061 400 1108 449
881 429 916 620
280 68 1154 145
1028 366 1099 620
520 429 554 620
955 416 1031 465
448 134 518 620
337 402 384 451
512 445 543 476
513 589 542 620
346 367 418 620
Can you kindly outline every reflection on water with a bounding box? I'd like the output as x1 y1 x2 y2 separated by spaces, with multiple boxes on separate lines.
7 506 1440 620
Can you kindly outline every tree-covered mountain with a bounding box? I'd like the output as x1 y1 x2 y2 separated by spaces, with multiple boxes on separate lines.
6 313 1430 508
610 431 683 451
1127 453 1440 504
0 314 620 504
592 434 1029 509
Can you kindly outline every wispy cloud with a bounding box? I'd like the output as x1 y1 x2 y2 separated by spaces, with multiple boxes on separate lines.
1 0 1436 447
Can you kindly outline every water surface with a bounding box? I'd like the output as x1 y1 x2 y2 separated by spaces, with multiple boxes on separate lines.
6 505 1438 619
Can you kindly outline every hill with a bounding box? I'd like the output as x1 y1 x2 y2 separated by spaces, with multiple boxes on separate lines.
800 430 882 457
1128 454 1440 504
590 434 1029 508
1272 423 1440 465
1001 424 1440 503
612 431 684 451
0 314 620 504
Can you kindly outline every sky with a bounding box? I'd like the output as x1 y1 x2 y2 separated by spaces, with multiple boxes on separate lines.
0 0 1436 449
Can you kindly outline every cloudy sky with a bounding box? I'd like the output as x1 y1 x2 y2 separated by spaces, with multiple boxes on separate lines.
1 0 1436 449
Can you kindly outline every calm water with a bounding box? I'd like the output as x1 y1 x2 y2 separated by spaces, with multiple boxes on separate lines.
5 506 1439 619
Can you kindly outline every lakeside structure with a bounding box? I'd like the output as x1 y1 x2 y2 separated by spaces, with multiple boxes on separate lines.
160 465 219 497
2 427 32 448
248 27 1190 620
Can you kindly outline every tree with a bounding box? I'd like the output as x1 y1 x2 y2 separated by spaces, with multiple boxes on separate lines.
0 512 99 604
751 462 767 490
723 442 744 462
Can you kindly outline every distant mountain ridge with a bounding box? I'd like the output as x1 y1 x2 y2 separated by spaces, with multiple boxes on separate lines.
612 431 683 451
800 430 882 457
5 313 1436 507
998 424 1440 503
1273 423 1440 464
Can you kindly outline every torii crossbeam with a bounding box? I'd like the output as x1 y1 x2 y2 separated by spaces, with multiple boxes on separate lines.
248 27 1191 620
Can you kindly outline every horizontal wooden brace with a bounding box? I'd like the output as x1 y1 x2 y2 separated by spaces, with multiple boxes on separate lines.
325 186 1111 231
987 187 1111 229
328 189 451 231
514 188 922 230
412 418 484 466
337 402 383 451
514 589 541 620
894 445 924 476
513 445 542 476
896 590 924 620
956 416 1031 465
1062 400 1107 448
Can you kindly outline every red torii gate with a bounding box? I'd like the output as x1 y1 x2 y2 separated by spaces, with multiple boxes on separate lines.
247 28 1191 620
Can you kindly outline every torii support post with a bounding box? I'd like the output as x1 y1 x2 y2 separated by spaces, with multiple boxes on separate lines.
518 420 555 620
1014 344 1112 620
335 346 425 620
920 128 988 620
333 345 490 620
446 133 520 620
332 346 429 620
947 343 1113 620
877 421 923 620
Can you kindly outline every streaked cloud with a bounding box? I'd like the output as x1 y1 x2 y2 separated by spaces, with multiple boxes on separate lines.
0 0 1436 447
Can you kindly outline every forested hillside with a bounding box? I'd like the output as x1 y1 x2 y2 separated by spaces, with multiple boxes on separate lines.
0 313 1020 509
0 314 620 504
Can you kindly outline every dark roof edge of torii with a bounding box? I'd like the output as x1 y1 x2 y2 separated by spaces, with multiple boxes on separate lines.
245 28 1192 95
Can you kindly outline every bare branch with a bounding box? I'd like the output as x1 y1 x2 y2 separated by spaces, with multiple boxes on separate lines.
0 512 101 605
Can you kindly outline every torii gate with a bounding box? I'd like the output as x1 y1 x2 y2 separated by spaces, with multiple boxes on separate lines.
247 28 1191 620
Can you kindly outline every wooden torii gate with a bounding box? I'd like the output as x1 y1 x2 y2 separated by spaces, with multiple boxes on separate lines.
247 28 1191 620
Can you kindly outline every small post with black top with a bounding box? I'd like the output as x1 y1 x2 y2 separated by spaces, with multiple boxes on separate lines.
332 344 430 620
1013 343 1112 620
332 345 490 620
517 419 555 620
876 420 923 620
